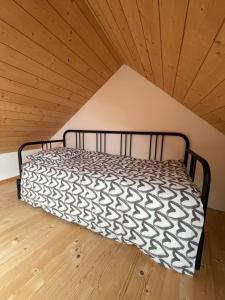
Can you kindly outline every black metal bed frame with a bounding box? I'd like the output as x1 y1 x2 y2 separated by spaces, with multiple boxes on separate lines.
17 130 211 271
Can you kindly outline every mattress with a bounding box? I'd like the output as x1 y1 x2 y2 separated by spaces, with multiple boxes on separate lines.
21 148 204 275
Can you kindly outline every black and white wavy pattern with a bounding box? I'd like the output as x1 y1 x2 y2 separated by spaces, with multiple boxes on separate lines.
21 150 204 275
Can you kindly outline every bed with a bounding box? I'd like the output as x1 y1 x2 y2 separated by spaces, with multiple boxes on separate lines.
17 130 211 276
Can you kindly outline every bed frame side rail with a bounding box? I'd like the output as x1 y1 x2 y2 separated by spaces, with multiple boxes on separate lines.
17 139 63 199
186 148 211 217
186 148 211 270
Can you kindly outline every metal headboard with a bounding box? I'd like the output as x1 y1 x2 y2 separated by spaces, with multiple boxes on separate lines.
63 130 190 164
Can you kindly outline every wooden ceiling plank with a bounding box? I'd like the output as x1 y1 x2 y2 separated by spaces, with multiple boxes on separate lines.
0 89 77 114
0 101 73 120
0 60 86 102
0 136 53 142
0 133 54 140
213 121 225 133
203 107 225 124
159 0 189 95
193 103 223 117
1 124 58 131
183 21 225 108
106 0 146 76
0 118 62 128
0 0 103 87
1 141 42 150
0 136 53 153
15 0 113 81
0 19 98 92
137 0 163 88
0 77 80 109
192 79 225 116
0 110 71 124
87 0 135 67
120 0 154 82
0 128 57 137
48 0 120 74
174 0 225 101
0 143 55 153
76 0 123 66
0 42 93 98
0 136 53 150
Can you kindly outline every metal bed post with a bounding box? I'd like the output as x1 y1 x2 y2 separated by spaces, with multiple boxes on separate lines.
17 139 63 199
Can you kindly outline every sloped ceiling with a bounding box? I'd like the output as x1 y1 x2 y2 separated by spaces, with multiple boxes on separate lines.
0 0 225 153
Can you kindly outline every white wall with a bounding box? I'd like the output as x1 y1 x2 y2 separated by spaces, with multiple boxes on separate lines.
53 65 225 211
0 152 19 180
0 149 40 181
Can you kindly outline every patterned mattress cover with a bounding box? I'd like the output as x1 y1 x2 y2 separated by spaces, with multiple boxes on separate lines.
21 147 204 275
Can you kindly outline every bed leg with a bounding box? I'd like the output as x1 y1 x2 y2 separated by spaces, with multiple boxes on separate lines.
195 231 204 270
17 178 21 199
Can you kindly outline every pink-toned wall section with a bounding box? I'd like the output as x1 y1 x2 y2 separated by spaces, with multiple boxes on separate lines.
53 65 225 211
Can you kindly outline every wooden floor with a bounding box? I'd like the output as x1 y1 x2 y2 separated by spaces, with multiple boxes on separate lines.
0 181 225 300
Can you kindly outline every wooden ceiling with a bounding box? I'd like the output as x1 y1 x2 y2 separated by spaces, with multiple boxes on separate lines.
87 0 225 134
0 0 225 153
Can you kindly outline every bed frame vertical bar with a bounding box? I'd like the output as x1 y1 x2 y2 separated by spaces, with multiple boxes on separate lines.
129 134 132 156
104 133 106 153
78 132 81 148
154 136 158 160
82 132 84 149
160 136 164 161
100 133 102 152
189 156 197 180
149 135 152 160
96 133 98 152
120 134 123 155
